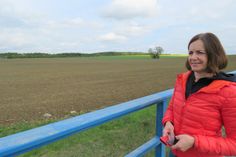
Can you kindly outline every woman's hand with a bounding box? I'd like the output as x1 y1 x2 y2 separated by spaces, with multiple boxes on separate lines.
171 134 195 152
163 121 174 137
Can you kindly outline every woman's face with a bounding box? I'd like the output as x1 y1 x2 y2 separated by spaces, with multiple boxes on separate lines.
188 39 208 74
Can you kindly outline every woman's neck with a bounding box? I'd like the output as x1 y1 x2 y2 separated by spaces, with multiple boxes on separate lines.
194 72 214 82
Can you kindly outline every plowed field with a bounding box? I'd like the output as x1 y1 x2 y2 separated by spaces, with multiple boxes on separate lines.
1 56 236 124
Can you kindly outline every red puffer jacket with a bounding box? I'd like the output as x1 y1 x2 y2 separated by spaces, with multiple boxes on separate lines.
162 71 236 157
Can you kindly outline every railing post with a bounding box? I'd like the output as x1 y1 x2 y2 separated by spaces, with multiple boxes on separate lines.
155 99 168 157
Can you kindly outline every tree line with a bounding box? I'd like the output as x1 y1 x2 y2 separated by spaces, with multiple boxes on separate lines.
0 52 145 59
0 47 164 59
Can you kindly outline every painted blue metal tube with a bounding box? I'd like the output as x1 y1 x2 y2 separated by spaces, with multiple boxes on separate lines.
155 99 168 157
228 70 236 74
125 136 161 157
125 98 169 157
0 89 173 157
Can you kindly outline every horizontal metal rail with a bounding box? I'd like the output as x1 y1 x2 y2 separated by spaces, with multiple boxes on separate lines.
0 89 173 157
125 136 161 157
1 70 235 157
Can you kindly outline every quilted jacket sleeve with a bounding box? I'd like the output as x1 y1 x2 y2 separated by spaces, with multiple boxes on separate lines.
162 77 179 126
162 90 175 126
193 84 236 155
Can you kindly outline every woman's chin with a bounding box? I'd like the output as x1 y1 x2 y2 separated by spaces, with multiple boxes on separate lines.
191 68 205 73
191 69 208 74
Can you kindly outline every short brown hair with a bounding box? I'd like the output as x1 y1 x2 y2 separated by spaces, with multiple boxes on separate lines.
185 32 228 73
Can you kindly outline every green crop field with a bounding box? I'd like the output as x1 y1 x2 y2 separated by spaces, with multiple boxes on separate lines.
0 55 236 157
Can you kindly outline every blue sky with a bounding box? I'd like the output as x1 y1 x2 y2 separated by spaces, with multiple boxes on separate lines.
0 0 236 54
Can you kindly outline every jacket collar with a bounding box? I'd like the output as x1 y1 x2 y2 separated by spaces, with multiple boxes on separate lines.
177 71 233 94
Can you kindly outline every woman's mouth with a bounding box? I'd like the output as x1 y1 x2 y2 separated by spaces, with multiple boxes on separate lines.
190 62 201 65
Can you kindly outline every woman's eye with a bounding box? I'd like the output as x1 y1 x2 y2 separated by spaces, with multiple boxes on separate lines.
188 51 193 55
196 51 206 55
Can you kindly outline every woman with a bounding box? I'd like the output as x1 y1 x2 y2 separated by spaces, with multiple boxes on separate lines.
162 32 236 157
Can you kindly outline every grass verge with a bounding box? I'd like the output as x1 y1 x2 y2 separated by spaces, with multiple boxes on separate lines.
1 105 160 157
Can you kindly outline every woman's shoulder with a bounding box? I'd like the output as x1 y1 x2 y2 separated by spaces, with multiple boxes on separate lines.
176 71 191 81
177 71 191 76
218 81 236 98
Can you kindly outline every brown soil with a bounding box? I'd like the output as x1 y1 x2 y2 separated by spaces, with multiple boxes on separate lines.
0 56 235 125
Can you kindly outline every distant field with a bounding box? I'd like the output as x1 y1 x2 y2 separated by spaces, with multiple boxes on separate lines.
91 55 152 60
0 55 236 125
94 54 188 60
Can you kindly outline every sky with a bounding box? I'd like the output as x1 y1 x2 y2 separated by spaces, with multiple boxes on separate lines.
0 0 236 54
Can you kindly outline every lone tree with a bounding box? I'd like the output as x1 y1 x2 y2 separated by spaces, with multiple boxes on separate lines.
149 46 164 59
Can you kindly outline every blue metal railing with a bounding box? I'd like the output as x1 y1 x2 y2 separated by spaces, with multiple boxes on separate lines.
1 70 235 157
0 89 173 157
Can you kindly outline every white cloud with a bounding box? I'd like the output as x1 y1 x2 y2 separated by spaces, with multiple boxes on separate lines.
0 29 34 48
45 18 102 30
157 0 236 27
0 0 45 28
117 22 153 37
102 0 158 20
0 0 235 54
99 32 127 42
